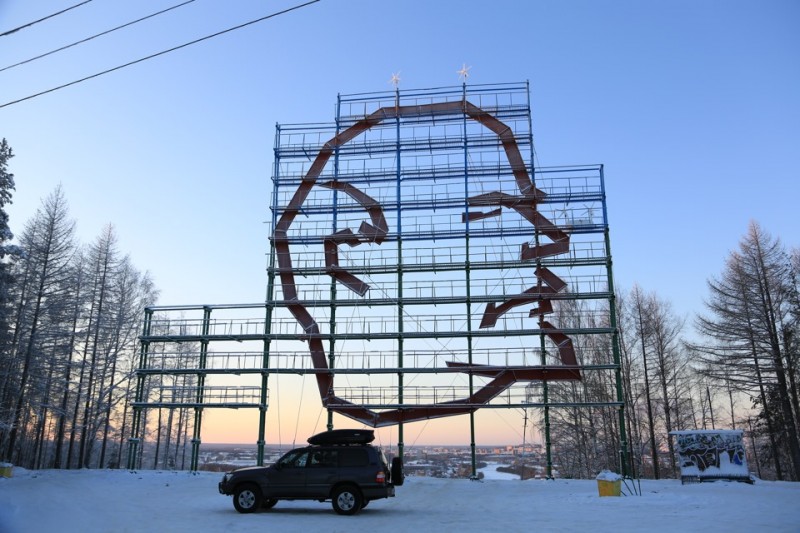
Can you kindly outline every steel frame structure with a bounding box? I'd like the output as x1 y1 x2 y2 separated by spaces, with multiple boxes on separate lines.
127 82 629 477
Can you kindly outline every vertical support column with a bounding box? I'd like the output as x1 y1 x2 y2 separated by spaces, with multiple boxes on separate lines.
258 309 271 466
394 86 405 461
540 339 553 479
127 308 153 470
189 306 211 471
601 165 630 477
259 126 283 465
259 125 284 464
327 94 342 432
524 81 554 479
462 82 478 479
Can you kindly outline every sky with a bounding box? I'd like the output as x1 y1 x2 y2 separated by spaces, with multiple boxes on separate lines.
1 0 799 445
2 467 800 532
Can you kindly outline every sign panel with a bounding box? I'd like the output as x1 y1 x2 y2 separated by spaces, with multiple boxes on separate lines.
670 430 751 483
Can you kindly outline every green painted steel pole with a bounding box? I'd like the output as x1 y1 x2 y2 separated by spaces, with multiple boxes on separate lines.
525 81 553 480
190 306 211 471
395 85 405 462
259 124 283 465
600 164 630 477
259 262 277 464
327 93 343 433
462 81 478 479
127 308 153 470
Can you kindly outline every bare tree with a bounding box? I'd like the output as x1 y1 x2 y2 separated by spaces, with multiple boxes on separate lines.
97 259 157 468
1 187 76 464
0 183 159 470
53 250 88 468
77 225 119 467
646 292 685 477
629 284 660 478
615 287 647 478
543 296 624 478
694 222 800 480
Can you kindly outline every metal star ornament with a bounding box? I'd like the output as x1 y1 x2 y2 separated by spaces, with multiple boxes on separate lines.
457 64 471 81
389 72 401 88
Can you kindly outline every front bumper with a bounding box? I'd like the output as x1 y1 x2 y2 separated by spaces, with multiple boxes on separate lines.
218 474 232 495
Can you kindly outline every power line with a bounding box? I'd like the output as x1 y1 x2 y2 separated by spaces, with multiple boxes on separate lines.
1 0 197 74
0 1 94 38
0 0 321 110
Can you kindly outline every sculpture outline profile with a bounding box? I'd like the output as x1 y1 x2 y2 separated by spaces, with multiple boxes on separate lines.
273 99 581 427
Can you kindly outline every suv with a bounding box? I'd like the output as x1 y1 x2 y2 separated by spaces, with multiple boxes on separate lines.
218 429 403 515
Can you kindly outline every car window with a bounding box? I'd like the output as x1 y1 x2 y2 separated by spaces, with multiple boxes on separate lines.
277 449 310 468
338 448 368 467
309 450 338 468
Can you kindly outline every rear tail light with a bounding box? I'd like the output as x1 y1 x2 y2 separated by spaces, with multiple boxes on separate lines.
376 470 386 483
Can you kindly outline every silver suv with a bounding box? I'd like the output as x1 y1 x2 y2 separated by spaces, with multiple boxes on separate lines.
218 429 404 515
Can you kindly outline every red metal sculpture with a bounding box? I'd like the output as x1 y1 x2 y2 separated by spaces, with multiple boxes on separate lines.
273 99 580 427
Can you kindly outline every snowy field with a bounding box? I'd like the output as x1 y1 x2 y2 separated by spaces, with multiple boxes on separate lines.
1 467 799 533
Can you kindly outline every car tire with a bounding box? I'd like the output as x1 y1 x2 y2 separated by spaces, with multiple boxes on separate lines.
233 483 262 513
391 457 405 486
262 498 278 510
331 485 362 515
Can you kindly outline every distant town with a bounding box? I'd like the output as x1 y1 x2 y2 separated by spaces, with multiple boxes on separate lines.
195 442 554 480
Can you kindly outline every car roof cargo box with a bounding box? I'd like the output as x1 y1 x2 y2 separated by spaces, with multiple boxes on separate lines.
307 429 375 446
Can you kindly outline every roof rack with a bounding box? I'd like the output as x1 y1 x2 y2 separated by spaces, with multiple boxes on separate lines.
307 429 375 446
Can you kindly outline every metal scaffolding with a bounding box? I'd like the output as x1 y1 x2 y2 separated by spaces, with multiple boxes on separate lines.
127 82 628 477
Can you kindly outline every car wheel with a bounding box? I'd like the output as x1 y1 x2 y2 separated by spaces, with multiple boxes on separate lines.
391 457 405 486
331 485 362 515
233 483 262 513
262 498 278 510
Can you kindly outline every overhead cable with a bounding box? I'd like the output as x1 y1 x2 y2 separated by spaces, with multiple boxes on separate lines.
1 0 197 74
0 1 94 38
0 0 320 110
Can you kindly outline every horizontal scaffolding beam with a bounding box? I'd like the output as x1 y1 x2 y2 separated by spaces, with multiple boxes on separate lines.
131 402 266 409
135 364 620 376
129 401 622 410
325 401 624 410
140 327 615 344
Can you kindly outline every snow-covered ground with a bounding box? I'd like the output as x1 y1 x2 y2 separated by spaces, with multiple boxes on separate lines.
1 467 799 532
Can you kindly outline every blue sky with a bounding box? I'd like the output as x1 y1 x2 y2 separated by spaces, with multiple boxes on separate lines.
1 0 798 444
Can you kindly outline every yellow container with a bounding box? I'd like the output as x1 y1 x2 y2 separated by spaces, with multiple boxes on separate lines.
597 479 621 497
0 465 12 478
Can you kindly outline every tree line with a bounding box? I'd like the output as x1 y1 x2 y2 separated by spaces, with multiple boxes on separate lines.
0 139 159 468
546 221 800 481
